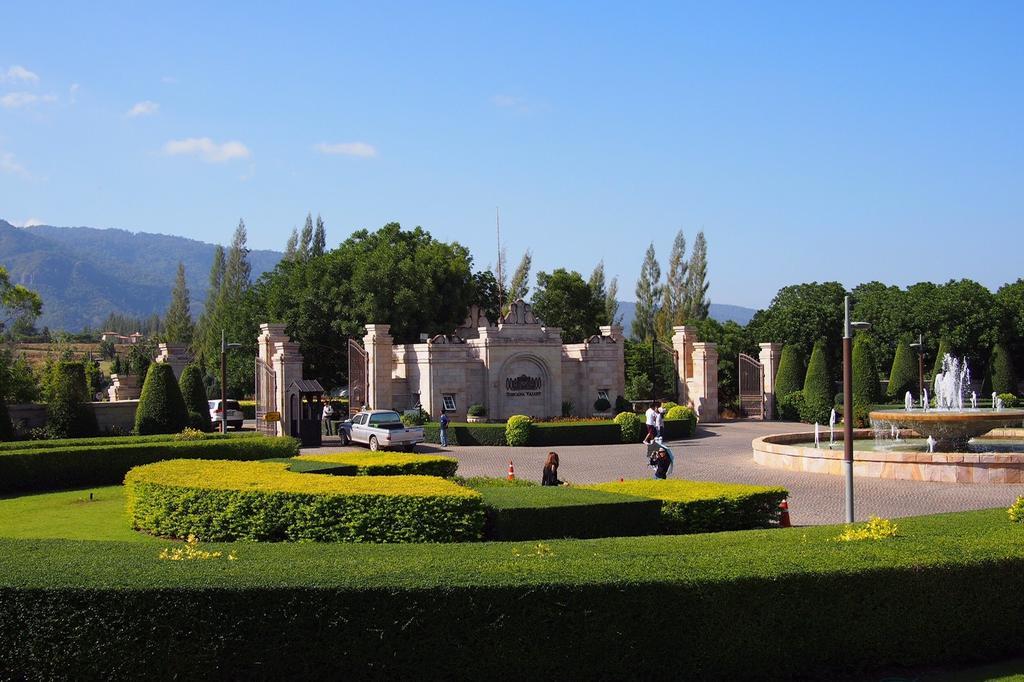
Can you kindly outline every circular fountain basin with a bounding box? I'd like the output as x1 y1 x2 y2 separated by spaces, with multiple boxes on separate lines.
869 409 1024 451
753 428 1024 483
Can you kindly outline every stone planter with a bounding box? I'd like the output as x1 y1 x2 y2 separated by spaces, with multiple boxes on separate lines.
466 415 488 423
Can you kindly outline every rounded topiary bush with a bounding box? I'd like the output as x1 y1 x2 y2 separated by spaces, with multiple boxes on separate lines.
998 393 1018 408
887 338 917 401
505 415 533 447
614 411 644 443
777 391 804 422
802 340 832 425
135 363 189 435
46 361 98 439
614 395 631 413
593 397 611 412
665 404 697 434
178 364 212 432
468 403 486 417
773 345 805 401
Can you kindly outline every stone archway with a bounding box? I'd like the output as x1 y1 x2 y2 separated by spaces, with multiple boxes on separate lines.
497 353 554 420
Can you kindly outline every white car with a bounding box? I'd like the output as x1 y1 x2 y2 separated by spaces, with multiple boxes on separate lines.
208 399 244 430
339 410 425 452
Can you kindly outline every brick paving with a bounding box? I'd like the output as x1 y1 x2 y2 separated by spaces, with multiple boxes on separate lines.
307 421 1024 526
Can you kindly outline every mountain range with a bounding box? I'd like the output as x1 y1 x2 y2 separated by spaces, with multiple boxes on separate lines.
0 219 281 331
0 219 758 332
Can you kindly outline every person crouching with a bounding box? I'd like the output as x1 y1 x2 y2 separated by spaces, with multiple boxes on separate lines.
542 452 564 486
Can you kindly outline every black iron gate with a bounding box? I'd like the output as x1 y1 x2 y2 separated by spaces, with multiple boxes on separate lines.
347 338 368 411
738 353 764 419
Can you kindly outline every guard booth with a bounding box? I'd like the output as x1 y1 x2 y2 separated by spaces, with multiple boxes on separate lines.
286 379 325 447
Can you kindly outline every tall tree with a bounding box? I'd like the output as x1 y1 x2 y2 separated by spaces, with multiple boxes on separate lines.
606 276 620 327
588 261 609 326
0 265 42 337
298 213 314 260
194 245 225 357
532 269 604 343
221 219 252 302
163 262 194 344
684 230 709 320
661 230 688 335
283 228 299 261
632 243 662 341
311 214 327 257
506 250 532 310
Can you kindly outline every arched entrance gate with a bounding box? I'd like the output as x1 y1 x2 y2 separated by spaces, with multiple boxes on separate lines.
738 353 764 419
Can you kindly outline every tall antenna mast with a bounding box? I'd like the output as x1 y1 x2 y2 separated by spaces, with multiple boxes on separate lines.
496 206 504 314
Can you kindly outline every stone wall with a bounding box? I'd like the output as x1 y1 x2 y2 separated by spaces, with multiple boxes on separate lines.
9 401 139 434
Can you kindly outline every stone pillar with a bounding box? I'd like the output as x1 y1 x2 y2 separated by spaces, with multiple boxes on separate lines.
272 340 303 437
258 323 288 366
599 324 626 343
107 374 142 402
363 324 394 411
758 342 784 420
154 343 193 381
671 325 698 406
689 342 719 422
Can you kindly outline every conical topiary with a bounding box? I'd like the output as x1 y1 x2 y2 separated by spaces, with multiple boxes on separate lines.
931 338 950 379
774 344 805 400
887 337 917 401
135 362 189 435
801 339 832 424
989 343 1018 396
46 361 99 439
852 333 881 405
179 363 212 431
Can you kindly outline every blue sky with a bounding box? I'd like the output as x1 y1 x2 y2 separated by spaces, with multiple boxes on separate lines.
1 2 1021 308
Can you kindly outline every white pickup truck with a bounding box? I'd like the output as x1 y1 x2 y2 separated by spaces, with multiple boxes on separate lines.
339 410 425 452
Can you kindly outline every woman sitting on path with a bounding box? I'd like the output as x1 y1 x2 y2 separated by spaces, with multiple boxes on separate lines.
541 452 565 486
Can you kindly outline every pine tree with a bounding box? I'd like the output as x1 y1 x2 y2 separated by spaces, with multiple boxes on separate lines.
888 337 918 400
661 230 688 338
606 276 620 326
774 344 805 399
506 250 532 310
220 219 252 303
632 243 662 341
194 245 225 358
588 261 609 325
298 213 314 260
802 339 832 424
311 214 327 257
163 262 194 344
283 228 299 261
684 230 709 320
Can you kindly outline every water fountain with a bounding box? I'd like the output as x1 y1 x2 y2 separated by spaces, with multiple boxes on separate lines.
869 355 1024 451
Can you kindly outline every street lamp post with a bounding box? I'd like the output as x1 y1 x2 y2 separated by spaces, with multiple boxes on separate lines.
909 334 924 400
843 296 871 524
220 330 242 434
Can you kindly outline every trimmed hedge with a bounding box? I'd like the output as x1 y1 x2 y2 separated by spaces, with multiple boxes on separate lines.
1 511 1023 679
773 344 805 399
424 422 507 446
586 479 788 533
178 364 212 432
295 452 459 478
125 460 484 543
0 431 258 453
45 361 98 439
505 415 532 446
989 343 1018 396
801 339 832 424
529 421 622 445
468 481 661 540
888 337 917 401
0 400 11 441
135 363 189 435
0 435 299 494
614 411 644 442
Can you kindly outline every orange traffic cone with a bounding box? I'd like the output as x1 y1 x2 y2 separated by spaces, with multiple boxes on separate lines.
779 499 792 528
507 460 515 481
619 477 624 482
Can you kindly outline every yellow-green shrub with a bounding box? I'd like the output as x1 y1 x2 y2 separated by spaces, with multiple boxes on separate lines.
296 452 458 477
125 460 483 543
505 415 532 446
586 479 788 533
614 411 644 442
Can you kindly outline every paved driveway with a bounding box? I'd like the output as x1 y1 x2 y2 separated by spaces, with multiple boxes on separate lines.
308 420 1024 526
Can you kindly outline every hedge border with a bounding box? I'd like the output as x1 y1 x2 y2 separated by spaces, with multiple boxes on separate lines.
422 417 695 447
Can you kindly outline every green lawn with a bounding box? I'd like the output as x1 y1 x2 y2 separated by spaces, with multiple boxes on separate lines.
0 485 156 543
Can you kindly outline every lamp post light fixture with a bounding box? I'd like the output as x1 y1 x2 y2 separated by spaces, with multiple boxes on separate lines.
843 295 871 524
220 330 243 434
909 334 925 400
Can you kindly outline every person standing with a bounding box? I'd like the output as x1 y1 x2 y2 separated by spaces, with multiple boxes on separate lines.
643 401 660 444
439 409 450 447
541 452 564 486
322 401 335 436
655 403 666 441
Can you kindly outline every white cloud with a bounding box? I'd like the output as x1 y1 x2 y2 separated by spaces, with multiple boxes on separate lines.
314 141 377 158
1 65 39 84
126 100 159 117
21 218 44 227
0 92 57 108
0 151 30 178
163 137 251 163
